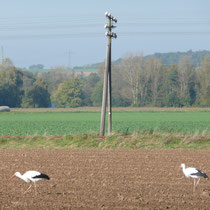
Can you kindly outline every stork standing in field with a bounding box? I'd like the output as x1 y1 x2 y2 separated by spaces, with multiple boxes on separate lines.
11 170 50 194
180 163 209 192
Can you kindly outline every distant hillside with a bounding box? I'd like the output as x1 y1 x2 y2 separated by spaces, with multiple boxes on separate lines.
75 50 210 71
145 50 210 66
73 65 98 72
23 50 210 74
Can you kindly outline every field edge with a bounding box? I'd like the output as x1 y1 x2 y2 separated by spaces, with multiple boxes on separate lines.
0 132 210 149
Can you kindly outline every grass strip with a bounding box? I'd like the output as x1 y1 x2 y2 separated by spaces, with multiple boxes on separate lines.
0 132 210 149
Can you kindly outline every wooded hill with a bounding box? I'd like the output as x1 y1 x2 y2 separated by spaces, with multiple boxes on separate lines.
145 50 210 66
23 50 210 73
74 50 210 72
0 50 210 108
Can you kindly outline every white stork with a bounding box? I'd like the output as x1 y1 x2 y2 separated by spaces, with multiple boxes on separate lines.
11 170 50 194
180 163 209 192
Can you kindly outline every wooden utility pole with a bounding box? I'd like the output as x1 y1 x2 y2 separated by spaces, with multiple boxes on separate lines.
100 12 117 136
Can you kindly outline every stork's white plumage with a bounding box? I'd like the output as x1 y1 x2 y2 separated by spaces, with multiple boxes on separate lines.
11 170 50 194
180 163 208 192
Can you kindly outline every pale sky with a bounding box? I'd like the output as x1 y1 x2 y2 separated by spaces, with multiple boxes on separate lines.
0 0 209 68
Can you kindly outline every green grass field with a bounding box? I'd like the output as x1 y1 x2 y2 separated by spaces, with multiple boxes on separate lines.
0 110 210 136
0 109 210 149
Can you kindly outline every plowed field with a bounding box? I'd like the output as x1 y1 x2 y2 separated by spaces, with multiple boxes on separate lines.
1 149 210 209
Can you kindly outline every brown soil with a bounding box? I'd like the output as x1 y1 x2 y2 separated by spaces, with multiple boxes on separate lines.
1 149 210 209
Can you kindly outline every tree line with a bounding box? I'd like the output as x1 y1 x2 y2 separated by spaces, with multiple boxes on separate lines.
0 53 210 108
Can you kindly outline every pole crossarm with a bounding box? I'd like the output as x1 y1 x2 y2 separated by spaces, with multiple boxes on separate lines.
100 12 117 136
105 31 117 38
105 12 117 23
104 24 117 29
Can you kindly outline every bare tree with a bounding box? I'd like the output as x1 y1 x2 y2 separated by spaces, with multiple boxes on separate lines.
120 53 144 105
196 55 210 105
0 58 14 70
177 55 194 101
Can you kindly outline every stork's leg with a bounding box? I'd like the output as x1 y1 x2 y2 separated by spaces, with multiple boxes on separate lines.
34 182 37 195
193 179 196 192
23 184 32 194
195 178 200 188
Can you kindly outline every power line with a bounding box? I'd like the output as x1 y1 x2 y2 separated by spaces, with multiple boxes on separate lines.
0 33 103 40
0 30 209 40
0 14 209 41
0 22 208 32
0 15 209 26
119 31 210 36
0 19 209 25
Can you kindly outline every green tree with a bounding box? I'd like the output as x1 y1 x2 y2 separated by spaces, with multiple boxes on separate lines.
22 77 51 108
91 81 103 106
144 57 164 106
42 66 73 96
53 78 83 108
0 66 23 107
82 73 100 106
163 65 181 107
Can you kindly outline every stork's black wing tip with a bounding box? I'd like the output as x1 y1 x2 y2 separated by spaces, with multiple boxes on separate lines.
192 169 208 179
44 174 50 180
33 173 50 180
